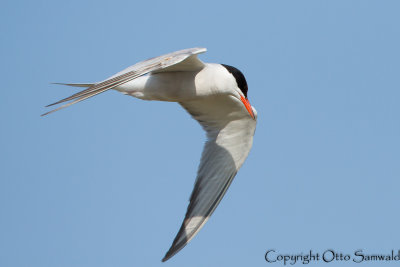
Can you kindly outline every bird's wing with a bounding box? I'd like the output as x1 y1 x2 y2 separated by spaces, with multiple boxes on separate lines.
162 96 257 261
42 47 206 116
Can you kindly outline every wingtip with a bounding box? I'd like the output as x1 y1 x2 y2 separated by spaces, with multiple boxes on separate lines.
161 249 175 262
161 233 192 262
186 47 207 55
196 47 207 54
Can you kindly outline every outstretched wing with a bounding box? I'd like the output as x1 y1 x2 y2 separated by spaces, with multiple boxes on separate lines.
42 47 206 116
162 96 257 261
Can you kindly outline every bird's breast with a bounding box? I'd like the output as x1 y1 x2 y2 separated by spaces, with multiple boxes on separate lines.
114 64 235 102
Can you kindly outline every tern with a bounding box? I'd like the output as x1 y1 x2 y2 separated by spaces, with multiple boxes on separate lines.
43 48 257 261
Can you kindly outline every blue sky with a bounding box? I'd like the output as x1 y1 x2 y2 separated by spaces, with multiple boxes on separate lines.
1 0 399 266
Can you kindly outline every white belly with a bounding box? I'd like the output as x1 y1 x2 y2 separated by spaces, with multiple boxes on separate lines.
114 64 235 102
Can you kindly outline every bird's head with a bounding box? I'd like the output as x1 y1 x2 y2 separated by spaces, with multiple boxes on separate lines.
221 64 256 120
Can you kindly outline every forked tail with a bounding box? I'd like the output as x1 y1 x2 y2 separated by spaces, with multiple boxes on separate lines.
41 82 111 116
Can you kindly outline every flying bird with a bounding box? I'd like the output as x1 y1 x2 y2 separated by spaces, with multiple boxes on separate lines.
43 48 257 261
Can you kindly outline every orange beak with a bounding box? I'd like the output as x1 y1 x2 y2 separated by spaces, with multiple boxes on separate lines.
240 95 255 120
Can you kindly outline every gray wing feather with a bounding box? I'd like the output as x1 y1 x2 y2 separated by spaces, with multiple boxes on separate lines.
42 47 206 116
162 98 256 261
162 134 238 262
